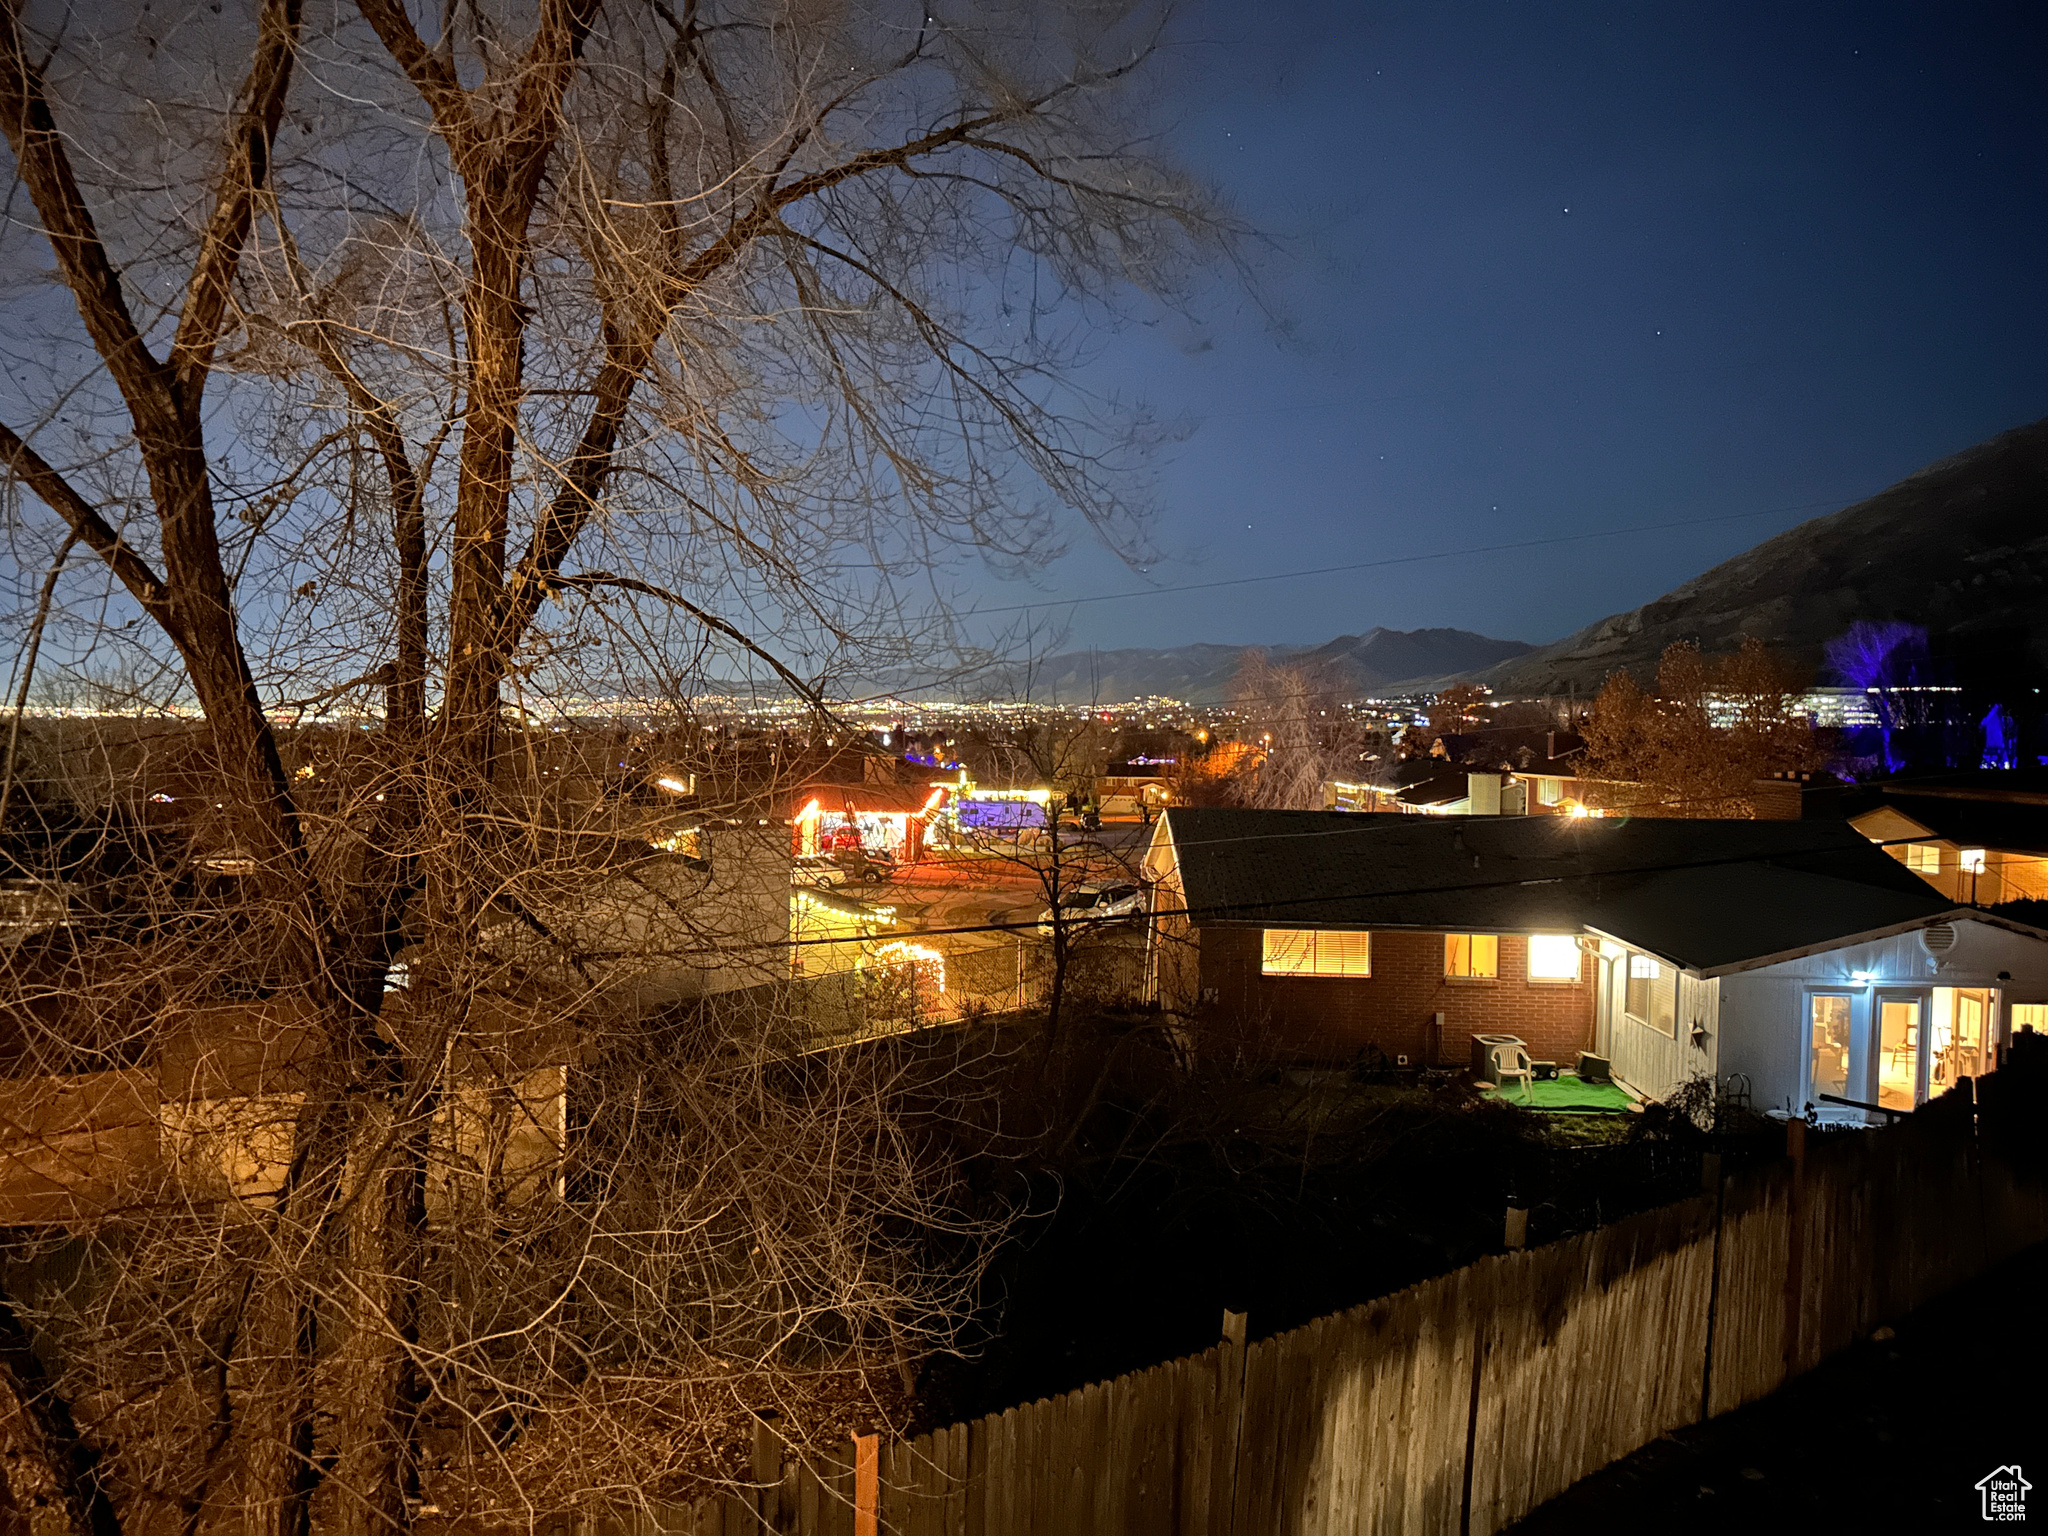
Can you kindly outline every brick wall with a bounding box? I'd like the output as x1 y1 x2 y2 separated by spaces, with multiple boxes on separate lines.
1194 926 1595 1069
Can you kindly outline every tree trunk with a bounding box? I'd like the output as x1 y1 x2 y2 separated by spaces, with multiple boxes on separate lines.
0 1291 121 1536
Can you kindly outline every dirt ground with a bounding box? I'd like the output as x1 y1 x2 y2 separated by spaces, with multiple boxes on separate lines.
1507 1238 2048 1531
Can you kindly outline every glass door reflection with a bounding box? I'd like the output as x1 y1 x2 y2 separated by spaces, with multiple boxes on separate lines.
1808 993 1852 1108
1877 993 1924 1111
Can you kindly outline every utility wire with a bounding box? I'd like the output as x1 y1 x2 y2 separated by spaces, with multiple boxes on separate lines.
961 498 1851 618
783 825 1980 949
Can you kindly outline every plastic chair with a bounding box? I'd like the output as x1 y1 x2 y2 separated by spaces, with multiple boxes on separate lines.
1497 1046 1536 1103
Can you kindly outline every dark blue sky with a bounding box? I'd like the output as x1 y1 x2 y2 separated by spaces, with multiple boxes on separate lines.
997 0 2048 653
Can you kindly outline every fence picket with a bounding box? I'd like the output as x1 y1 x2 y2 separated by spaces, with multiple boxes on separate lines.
570 1100 2037 1535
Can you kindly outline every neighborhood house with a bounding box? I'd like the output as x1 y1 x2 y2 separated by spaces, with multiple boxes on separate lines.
1143 809 2048 1118
791 782 951 863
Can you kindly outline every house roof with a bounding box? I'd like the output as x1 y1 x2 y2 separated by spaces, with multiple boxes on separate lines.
1396 771 1477 807
792 783 947 817
1847 794 2048 857
1157 808 1961 973
792 886 896 923
1433 726 1585 771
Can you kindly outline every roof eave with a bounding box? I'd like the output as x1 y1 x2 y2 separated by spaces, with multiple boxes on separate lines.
1683 907 2035 979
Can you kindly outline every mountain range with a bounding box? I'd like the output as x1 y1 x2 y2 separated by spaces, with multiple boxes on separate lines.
1473 414 2048 696
926 412 2048 706
986 627 1536 704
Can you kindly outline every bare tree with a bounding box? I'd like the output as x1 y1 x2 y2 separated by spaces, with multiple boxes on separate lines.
1225 651 1364 809
1581 639 1819 817
952 709 1130 1060
0 0 1234 1526
1397 681 1486 762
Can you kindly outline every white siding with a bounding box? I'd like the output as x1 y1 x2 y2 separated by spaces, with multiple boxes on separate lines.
1598 937 1718 1100
1718 918 2048 1117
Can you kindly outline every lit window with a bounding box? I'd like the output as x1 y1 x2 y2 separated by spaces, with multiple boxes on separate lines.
1527 934 1580 981
1535 778 1564 807
1625 952 1677 1037
653 826 707 862
1960 848 1987 875
2014 1003 2048 1032
1904 844 1940 875
1262 929 1371 977
1445 933 1499 979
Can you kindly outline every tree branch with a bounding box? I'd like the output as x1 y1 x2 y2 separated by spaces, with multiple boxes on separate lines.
354 0 603 736
0 1288 121 1536
0 525 77 837
352 0 478 164
0 1 174 423
0 419 179 635
169 0 305 401
265 191 431 730
495 104 1056 664
545 571 825 711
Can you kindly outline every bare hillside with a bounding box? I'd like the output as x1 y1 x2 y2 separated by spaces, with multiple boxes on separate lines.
1477 415 2048 696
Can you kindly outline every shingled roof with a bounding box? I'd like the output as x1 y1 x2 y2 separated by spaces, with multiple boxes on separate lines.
1852 794 2048 857
1156 808 1967 974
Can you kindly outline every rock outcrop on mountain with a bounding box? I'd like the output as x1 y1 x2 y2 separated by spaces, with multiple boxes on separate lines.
1475 415 2048 697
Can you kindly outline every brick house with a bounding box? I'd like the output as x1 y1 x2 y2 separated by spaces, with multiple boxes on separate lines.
1141 809 2048 1109
1174 924 1595 1068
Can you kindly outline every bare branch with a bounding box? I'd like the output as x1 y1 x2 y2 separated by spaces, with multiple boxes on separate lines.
169 0 306 400
0 418 177 630
545 569 827 711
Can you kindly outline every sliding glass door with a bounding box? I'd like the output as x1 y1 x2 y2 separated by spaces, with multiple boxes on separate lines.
1876 991 1926 1112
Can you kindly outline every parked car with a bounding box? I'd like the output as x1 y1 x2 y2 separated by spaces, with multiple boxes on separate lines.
831 846 897 882
1036 880 1145 936
792 853 851 889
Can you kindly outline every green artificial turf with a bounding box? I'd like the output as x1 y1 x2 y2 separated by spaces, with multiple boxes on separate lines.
1480 1073 1637 1113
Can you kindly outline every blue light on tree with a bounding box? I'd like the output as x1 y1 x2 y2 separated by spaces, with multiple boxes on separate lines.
1824 620 1930 773
1982 703 2018 770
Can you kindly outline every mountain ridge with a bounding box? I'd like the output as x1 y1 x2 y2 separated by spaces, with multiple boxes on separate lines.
974 626 1536 703
1471 414 2048 696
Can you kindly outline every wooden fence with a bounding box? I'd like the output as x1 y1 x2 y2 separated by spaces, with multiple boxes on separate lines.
543 1078 2048 1536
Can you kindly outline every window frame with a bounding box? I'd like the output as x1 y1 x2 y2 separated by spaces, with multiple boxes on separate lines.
1444 932 1500 980
1261 928 1372 978
1805 990 1855 1108
1526 933 1582 983
1903 843 1941 875
1624 950 1678 1038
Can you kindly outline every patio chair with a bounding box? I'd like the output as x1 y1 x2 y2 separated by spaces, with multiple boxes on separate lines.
1497 1046 1535 1103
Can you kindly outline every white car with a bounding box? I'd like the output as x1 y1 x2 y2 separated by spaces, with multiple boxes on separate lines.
1037 880 1145 936
792 853 851 889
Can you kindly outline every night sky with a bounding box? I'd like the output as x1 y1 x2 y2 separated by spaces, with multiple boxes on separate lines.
996 1 2048 654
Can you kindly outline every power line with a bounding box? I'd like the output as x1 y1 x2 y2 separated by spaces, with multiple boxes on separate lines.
962 497 1855 618
784 823 1973 948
